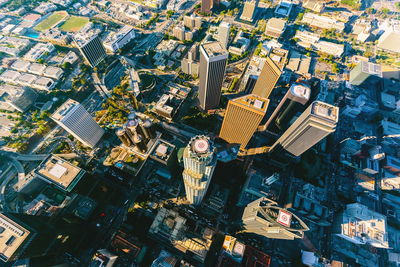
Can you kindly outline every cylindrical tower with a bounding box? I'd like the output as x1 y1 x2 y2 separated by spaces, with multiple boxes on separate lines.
140 119 156 140
133 133 147 153
116 128 132 147
182 135 217 205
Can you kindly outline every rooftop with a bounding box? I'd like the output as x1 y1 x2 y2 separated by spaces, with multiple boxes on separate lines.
0 214 31 262
232 94 269 113
201 42 228 58
51 99 79 121
338 203 389 248
35 155 85 192
266 18 286 31
311 101 339 123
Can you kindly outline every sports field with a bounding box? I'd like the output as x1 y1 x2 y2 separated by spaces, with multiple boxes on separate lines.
34 11 68 32
59 16 90 32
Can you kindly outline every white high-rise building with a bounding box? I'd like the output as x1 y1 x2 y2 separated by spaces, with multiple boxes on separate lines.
182 135 217 205
218 22 231 48
51 99 104 148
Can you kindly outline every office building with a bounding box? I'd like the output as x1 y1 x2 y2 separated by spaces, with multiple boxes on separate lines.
173 25 185 41
252 48 287 98
51 99 105 148
301 13 345 31
198 42 228 110
265 18 286 38
242 197 309 240
34 155 86 192
0 213 78 263
74 35 107 67
218 22 231 48
270 101 339 157
149 208 213 263
274 0 293 17
332 203 389 266
103 26 135 53
349 61 382 87
219 94 269 149
182 135 217 205
377 25 400 54
201 0 213 13
241 0 257 22
90 249 118 267
184 14 202 29
302 0 325 13
262 83 311 132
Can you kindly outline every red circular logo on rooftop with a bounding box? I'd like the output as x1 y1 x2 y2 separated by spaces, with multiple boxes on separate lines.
193 139 209 153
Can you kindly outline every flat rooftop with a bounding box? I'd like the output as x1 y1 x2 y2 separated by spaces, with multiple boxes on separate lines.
311 101 339 123
51 98 79 121
0 214 31 262
201 42 228 58
35 155 85 192
232 94 269 113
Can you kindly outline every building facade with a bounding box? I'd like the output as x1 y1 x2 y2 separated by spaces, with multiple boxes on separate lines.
218 22 231 48
198 42 228 110
75 35 107 67
242 197 309 240
241 0 257 22
219 94 269 149
270 101 339 157
182 135 217 205
51 99 105 148
252 55 283 99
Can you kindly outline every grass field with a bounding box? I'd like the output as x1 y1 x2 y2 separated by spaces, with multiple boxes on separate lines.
34 11 68 32
59 16 90 32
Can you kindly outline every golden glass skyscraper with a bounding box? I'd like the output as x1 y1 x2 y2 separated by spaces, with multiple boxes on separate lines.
270 101 339 156
252 48 287 98
219 94 269 149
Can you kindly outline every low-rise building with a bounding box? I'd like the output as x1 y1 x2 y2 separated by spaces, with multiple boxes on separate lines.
302 13 345 31
302 0 325 13
265 18 286 38
332 203 389 266
314 41 344 57
377 24 400 54
275 0 293 17
0 84 37 112
149 208 213 263
24 43 55 62
34 155 86 192
103 26 136 53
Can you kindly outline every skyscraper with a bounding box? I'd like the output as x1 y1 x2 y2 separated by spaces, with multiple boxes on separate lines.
242 197 309 240
219 94 269 149
260 83 311 132
51 99 105 148
74 35 107 68
241 0 258 22
198 42 228 110
218 22 231 48
201 0 213 13
270 101 339 157
349 61 382 87
0 213 79 263
252 48 287 98
182 135 217 205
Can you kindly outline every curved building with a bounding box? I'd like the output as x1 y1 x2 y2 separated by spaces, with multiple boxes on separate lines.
242 197 309 240
183 136 217 205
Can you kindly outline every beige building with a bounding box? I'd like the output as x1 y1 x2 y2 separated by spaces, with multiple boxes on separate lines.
252 48 287 98
265 18 286 38
241 0 258 22
270 101 339 156
219 94 269 149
